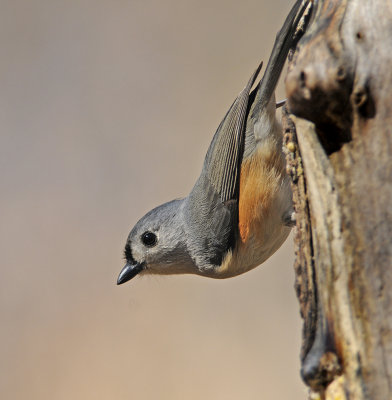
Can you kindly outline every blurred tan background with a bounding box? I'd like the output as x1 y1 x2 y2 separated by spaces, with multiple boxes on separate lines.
0 1 306 399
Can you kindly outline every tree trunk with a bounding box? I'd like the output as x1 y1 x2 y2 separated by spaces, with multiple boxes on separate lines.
283 0 392 399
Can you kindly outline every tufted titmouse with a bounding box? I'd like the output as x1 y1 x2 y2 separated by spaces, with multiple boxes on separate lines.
117 0 309 285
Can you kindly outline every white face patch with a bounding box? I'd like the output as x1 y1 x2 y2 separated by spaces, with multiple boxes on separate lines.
127 226 199 277
130 240 147 264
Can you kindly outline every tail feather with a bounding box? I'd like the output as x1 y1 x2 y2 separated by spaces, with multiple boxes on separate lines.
251 0 309 118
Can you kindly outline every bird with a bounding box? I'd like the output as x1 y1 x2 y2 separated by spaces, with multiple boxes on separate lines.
117 0 309 285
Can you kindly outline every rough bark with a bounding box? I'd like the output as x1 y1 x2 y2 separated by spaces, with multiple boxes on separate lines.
283 0 392 399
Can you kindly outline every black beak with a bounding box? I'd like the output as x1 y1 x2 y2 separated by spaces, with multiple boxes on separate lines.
117 262 144 285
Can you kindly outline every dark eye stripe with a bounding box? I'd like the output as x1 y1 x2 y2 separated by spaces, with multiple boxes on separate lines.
124 242 137 264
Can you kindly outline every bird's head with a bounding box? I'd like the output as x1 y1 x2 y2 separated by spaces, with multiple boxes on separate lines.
117 199 197 285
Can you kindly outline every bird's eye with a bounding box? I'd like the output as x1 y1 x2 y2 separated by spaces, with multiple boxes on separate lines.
141 231 157 247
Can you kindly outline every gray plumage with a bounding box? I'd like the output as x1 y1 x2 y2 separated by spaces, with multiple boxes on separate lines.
117 0 310 285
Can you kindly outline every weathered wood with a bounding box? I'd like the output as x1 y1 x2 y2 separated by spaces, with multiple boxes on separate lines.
283 0 392 399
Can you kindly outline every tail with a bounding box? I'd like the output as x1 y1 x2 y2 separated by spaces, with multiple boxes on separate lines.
251 0 310 117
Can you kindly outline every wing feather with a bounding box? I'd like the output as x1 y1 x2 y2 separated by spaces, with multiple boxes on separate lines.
203 62 263 203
